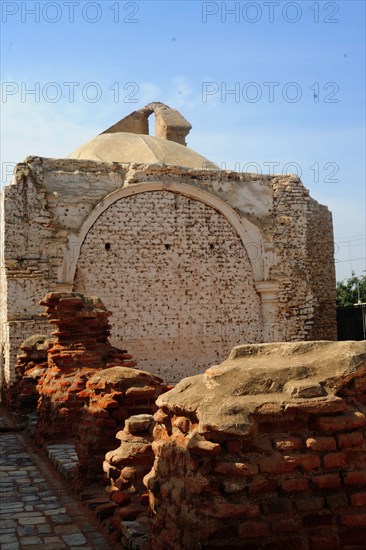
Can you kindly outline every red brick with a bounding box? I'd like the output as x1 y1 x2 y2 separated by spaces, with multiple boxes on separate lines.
295 454 321 471
345 449 366 469
260 454 296 474
339 528 366 545
286 397 346 415
271 518 301 533
249 478 277 495
323 452 346 469
296 497 325 512
201 503 260 519
308 534 339 550
213 461 258 477
306 436 336 452
326 493 348 511
262 495 292 515
110 491 131 505
313 412 366 433
351 493 366 507
303 513 333 527
312 473 341 489
252 437 272 452
341 513 366 527
226 439 242 453
344 470 366 486
264 538 305 550
239 521 269 539
337 432 364 448
280 479 309 493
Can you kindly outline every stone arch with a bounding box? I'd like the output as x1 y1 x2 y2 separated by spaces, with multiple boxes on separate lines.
69 183 266 382
101 102 192 146
61 182 265 285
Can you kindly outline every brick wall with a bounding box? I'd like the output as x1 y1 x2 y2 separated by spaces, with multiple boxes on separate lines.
35 292 136 443
74 190 262 383
75 369 167 486
145 341 366 549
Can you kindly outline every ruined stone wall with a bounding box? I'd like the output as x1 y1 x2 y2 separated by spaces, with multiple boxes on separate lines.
75 368 166 485
35 292 136 443
305 199 337 339
1 157 337 386
145 341 366 549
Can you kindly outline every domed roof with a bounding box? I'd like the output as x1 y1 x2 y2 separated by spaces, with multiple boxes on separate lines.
68 132 211 170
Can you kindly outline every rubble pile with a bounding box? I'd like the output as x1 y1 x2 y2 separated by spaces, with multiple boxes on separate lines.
103 414 155 546
8 334 53 414
35 292 136 442
75 368 167 486
145 341 366 549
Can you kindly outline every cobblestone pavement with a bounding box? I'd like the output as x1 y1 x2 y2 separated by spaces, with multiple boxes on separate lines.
0 415 118 549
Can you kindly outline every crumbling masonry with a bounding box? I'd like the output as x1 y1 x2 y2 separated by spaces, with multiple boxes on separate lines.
0 103 336 389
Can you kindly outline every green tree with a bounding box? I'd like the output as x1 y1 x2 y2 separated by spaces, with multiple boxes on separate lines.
336 272 366 307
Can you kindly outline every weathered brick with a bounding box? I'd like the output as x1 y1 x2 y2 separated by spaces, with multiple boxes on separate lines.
312 412 366 433
337 432 364 448
201 503 260 519
294 454 321 471
286 396 346 415
263 537 305 550
259 454 296 475
302 513 333 527
296 497 325 512
344 470 366 486
312 473 341 490
262 496 292 515
326 493 349 511
323 452 346 469
351 492 366 507
271 518 301 533
249 478 277 495
306 436 336 452
239 521 269 539
339 528 366 546
341 513 366 527
308 534 339 550
226 440 242 453
280 479 309 493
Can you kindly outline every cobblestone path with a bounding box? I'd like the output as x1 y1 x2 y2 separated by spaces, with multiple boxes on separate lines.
0 428 117 549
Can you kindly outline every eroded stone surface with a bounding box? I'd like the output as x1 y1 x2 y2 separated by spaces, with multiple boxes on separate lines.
147 341 366 548
157 341 366 436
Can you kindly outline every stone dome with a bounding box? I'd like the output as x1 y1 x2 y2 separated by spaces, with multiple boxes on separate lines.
68 132 212 170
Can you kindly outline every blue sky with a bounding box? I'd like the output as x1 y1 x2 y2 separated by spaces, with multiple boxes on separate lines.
1 0 365 281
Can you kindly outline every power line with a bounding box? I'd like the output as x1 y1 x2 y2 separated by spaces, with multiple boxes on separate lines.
335 237 366 243
336 257 366 263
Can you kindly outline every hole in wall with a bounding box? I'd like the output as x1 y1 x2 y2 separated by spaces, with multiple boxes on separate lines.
105 243 111 251
148 113 157 136
165 244 171 250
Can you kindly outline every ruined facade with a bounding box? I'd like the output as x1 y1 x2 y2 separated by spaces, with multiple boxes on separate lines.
0 103 336 388
144 340 366 549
